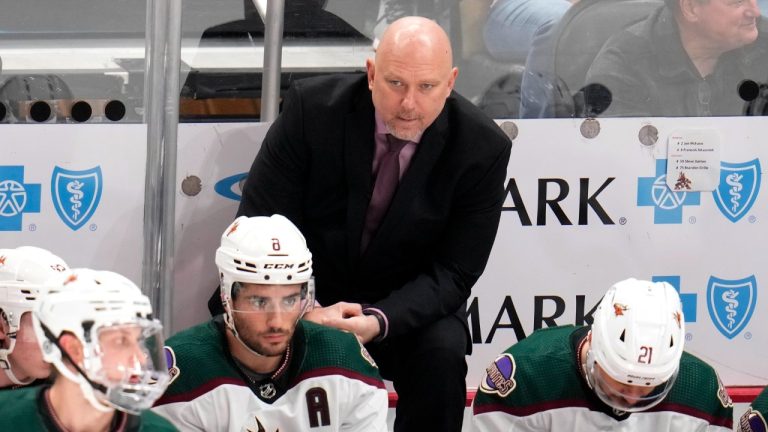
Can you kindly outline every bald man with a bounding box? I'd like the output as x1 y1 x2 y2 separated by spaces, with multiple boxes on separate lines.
218 17 511 431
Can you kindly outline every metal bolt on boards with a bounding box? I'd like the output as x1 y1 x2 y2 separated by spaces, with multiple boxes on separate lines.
580 118 600 139
638 125 659 147
181 176 202 196
500 121 518 142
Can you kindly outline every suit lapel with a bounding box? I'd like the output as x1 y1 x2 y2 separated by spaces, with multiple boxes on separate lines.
344 95 375 266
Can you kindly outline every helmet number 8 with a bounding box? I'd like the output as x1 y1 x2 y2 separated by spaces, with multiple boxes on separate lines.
272 238 281 251
638 346 653 364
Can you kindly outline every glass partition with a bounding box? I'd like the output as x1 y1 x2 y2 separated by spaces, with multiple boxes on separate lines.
175 0 768 121
2 0 766 123
0 0 154 123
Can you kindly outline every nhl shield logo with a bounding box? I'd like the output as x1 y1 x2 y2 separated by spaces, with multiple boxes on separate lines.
713 159 761 223
707 275 757 339
51 166 103 231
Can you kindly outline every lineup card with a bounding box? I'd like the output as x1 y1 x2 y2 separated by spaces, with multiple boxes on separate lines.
666 130 721 192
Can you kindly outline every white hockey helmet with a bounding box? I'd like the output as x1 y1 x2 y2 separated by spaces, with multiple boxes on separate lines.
586 278 685 412
215 215 314 320
32 268 169 414
0 246 68 384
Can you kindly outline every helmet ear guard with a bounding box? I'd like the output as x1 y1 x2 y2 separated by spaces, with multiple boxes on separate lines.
586 278 685 412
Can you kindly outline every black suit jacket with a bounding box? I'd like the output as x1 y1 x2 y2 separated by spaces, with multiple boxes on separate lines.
237 73 512 339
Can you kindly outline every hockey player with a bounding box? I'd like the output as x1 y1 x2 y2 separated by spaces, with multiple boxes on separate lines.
737 386 768 432
472 278 733 431
0 246 68 389
153 215 388 431
0 268 177 431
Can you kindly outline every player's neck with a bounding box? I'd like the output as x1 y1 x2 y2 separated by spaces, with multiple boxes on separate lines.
48 377 116 432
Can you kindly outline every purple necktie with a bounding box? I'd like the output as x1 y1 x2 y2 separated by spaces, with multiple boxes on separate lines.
361 134 408 251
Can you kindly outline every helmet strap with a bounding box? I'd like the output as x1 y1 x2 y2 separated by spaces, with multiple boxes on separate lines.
225 309 269 359
3 366 33 385
39 321 109 395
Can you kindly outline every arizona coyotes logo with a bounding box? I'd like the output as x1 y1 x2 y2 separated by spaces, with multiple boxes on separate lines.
63 274 78 285
613 303 628 316
674 171 692 190
246 417 279 432
673 311 682 329
0 256 5 266
227 221 240 236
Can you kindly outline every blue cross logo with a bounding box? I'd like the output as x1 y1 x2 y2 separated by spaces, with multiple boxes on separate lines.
638 159 700 224
0 166 41 231
652 275 697 322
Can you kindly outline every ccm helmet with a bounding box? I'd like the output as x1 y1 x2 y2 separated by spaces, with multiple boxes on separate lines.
0 246 68 384
32 269 169 414
216 214 314 314
586 278 685 412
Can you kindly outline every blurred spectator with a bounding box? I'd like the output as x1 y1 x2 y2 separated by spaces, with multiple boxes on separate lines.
519 0 664 118
484 0 573 63
519 18 568 118
586 0 768 116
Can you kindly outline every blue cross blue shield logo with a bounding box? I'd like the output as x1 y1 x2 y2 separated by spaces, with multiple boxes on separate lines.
51 166 103 231
707 275 757 339
0 166 41 231
637 159 701 224
713 159 761 223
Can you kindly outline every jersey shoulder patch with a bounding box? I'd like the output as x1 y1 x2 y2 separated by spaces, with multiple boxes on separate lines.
479 353 517 397
738 408 767 432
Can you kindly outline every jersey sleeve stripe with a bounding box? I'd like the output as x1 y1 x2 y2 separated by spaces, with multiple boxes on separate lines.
293 366 386 389
154 377 247 406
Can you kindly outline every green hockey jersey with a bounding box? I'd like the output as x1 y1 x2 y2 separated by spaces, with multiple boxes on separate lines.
738 386 768 432
0 385 177 431
152 317 388 431
472 325 733 431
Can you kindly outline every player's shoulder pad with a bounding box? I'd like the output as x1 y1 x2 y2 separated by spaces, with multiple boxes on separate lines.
299 320 382 379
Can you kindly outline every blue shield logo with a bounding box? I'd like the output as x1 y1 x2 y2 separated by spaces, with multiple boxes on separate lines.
707 275 757 339
713 159 761 223
51 166 103 231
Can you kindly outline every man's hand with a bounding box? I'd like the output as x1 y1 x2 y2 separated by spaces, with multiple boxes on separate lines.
303 302 363 326
304 302 381 344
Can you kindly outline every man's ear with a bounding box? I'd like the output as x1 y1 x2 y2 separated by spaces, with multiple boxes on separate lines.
58 333 84 365
679 0 700 22
366 58 376 91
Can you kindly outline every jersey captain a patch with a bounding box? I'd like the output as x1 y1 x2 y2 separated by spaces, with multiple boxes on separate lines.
479 353 517 397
